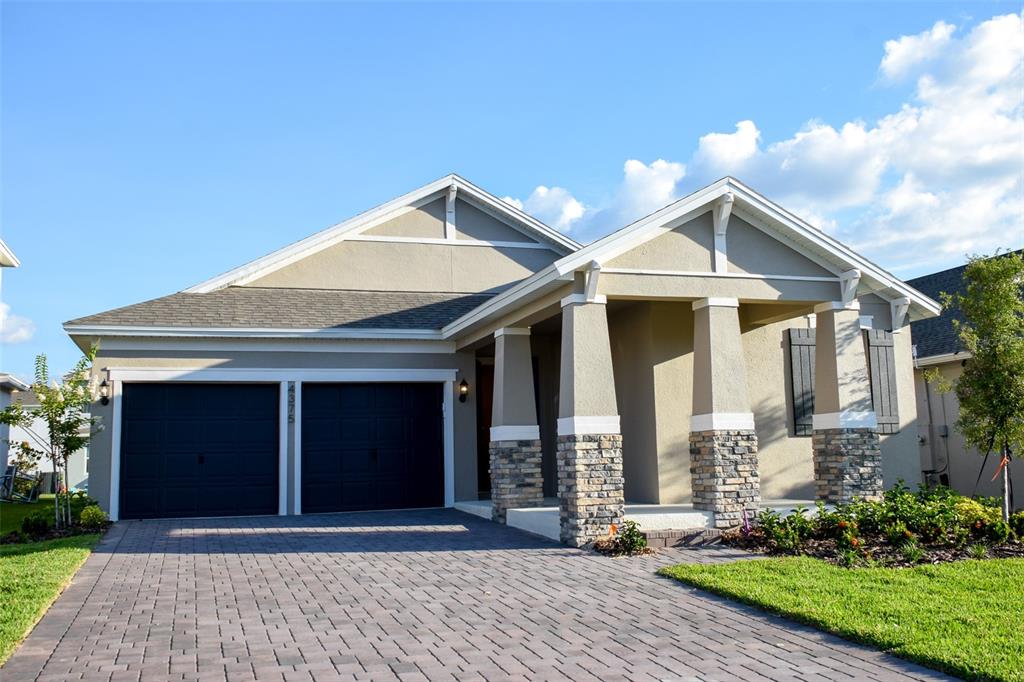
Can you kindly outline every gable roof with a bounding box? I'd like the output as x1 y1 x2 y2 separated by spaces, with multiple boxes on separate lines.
65 287 494 337
0 239 19 268
185 174 581 294
443 177 941 338
908 249 1023 361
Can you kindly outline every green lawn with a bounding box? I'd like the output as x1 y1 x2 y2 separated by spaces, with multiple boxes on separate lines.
0 495 54 535
660 557 1024 682
0 534 100 664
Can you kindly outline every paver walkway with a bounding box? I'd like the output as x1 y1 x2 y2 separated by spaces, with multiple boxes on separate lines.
2 510 954 682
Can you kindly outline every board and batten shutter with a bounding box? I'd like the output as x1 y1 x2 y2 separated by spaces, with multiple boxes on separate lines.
785 327 900 436
863 329 900 434
786 328 816 436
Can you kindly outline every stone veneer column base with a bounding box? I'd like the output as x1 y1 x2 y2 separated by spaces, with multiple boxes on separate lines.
689 430 760 529
557 434 624 547
812 428 883 504
489 439 544 523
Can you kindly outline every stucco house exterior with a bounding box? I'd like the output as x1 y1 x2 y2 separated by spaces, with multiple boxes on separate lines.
64 175 939 546
1 238 25 474
910 255 1023 508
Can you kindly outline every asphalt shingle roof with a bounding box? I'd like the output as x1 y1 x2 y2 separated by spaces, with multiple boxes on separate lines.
65 287 495 331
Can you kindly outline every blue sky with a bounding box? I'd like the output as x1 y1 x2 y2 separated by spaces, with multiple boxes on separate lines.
2 1 1022 378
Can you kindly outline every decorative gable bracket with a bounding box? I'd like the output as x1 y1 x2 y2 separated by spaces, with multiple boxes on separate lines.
445 184 458 239
839 269 861 305
712 192 735 273
890 297 911 331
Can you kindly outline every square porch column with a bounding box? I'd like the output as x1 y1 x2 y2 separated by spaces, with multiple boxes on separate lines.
489 327 543 522
688 297 760 529
556 293 624 547
812 301 883 503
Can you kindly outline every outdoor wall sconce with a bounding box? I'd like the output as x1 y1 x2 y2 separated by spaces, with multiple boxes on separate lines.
458 379 469 403
99 379 110 406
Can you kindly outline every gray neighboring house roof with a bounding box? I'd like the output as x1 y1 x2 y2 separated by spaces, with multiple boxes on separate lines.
907 249 1023 360
64 287 496 331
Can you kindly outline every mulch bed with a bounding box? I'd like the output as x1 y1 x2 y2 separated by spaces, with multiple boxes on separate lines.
1 524 111 546
721 528 1024 567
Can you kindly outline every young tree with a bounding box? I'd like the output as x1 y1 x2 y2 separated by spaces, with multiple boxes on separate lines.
0 347 98 529
927 251 1024 522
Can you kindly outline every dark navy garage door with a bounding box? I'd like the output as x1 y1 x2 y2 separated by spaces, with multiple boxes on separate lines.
120 383 279 519
301 383 444 513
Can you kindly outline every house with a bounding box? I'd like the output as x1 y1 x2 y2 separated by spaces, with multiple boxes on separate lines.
7 390 90 492
64 175 939 546
1 238 26 474
909 254 1023 508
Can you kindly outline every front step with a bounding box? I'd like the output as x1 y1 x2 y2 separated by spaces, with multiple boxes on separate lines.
642 528 721 548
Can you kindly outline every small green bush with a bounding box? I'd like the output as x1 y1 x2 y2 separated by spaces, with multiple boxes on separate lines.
884 521 915 547
901 540 925 564
967 543 988 559
985 520 1013 545
614 520 647 554
78 505 108 531
21 513 50 537
1009 510 1024 538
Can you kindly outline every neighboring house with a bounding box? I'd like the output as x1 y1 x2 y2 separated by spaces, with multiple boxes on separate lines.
909 253 1023 508
1 374 30 473
7 390 90 492
1 239 25 473
64 175 939 545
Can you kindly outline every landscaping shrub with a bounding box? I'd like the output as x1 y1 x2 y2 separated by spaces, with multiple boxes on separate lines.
21 513 50 537
78 505 109 531
731 483 1023 567
592 520 651 556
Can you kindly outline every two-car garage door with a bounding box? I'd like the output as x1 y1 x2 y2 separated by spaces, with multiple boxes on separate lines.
119 382 444 520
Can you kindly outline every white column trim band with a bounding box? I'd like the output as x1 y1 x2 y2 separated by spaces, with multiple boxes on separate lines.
812 410 878 430
692 297 740 310
489 425 541 441
814 300 861 313
561 293 607 307
494 327 531 338
557 415 620 436
690 412 755 431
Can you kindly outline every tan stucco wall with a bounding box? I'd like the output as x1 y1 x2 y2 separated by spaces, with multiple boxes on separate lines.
248 239 560 293
364 198 446 239
915 361 1022 506
727 217 836 278
600 272 840 302
606 212 715 271
454 200 533 243
559 302 618 418
693 303 750 415
86 349 479 516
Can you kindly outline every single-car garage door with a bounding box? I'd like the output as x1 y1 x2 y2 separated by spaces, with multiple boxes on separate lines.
302 383 443 513
120 383 279 519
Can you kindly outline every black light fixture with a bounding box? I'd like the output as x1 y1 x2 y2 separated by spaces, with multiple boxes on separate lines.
458 379 469 403
99 379 110 406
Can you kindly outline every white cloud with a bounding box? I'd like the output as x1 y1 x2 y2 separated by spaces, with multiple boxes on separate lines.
0 302 35 344
503 185 585 231
507 12 1024 272
880 20 955 79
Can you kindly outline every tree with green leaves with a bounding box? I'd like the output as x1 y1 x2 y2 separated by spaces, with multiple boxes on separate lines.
0 346 99 529
926 251 1024 522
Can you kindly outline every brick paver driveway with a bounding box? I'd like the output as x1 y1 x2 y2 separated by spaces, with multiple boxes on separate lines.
3 510 952 682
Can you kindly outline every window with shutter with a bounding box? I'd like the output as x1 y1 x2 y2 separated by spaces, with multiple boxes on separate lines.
784 327 900 436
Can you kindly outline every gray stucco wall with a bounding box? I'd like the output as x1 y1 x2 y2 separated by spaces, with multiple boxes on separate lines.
87 349 479 516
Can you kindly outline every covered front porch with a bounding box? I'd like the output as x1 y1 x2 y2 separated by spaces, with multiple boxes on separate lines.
447 181 928 547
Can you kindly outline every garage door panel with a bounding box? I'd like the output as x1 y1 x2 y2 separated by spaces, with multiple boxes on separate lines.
120 383 279 520
301 383 443 514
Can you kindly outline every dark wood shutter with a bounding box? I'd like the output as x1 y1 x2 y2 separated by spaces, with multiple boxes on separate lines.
785 327 900 436
863 329 900 434
787 328 816 436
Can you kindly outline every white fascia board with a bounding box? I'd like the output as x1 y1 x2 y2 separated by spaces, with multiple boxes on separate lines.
0 239 20 268
0 374 30 391
915 351 971 367
63 324 444 340
105 367 459 383
185 174 579 294
345 235 557 250
89 336 456 354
